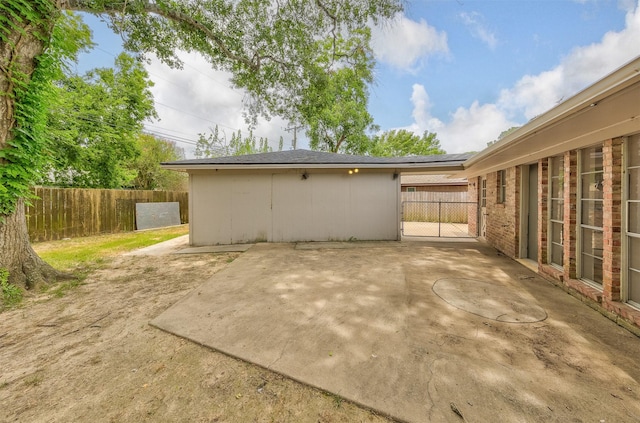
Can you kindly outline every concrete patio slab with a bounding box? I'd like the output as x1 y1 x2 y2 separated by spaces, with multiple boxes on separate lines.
151 241 640 423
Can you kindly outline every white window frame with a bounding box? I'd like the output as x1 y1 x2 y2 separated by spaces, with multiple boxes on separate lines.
625 134 640 309
548 156 564 269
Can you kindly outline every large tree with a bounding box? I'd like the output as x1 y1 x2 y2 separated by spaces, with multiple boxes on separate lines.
43 52 157 188
194 125 282 158
368 129 446 157
0 0 401 289
130 134 187 191
300 30 376 154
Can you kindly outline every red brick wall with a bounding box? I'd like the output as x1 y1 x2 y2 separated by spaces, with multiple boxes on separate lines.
478 143 639 334
467 177 480 237
486 168 520 257
603 138 623 301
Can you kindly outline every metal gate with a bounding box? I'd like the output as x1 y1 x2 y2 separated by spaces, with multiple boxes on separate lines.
401 200 476 238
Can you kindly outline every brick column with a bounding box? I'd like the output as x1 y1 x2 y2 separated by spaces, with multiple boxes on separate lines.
467 177 480 237
603 138 623 301
564 150 578 281
538 158 549 266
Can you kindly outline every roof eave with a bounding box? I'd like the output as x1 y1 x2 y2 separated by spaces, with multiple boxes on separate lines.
161 162 467 172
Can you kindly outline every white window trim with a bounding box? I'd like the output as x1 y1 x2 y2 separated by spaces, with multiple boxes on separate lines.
548 156 564 270
577 145 605 290
624 134 640 309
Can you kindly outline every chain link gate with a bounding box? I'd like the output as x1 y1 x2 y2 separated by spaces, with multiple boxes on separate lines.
401 200 476 238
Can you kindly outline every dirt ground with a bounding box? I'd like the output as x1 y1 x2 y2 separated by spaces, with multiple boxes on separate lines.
0 252 390 423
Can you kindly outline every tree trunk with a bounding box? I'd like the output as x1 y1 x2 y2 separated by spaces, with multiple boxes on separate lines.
0 200 60 290
0 5 61 289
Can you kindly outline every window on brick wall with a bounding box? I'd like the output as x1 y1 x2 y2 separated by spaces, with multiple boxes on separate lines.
626 133 640 308
407 187 416 192
497 170 506 204
549 155 564 268
579 145 604 287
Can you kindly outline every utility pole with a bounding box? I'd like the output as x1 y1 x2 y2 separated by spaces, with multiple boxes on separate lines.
285 125 302 150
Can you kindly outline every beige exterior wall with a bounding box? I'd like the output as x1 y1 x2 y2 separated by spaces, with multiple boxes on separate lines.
189 170 400 245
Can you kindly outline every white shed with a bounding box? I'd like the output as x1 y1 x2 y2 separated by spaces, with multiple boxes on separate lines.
162 150 469 245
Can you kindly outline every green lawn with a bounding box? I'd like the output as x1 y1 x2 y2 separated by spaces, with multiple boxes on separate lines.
33 225 189 272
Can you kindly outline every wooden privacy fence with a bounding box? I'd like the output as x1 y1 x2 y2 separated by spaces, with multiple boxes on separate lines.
401 191 469 224
25 187 189 242
401 191 468 203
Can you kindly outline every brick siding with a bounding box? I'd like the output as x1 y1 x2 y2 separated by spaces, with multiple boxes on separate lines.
479 142 639 335
486 168 520 257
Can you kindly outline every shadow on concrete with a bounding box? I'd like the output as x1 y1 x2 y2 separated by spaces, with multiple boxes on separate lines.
151 241 640 423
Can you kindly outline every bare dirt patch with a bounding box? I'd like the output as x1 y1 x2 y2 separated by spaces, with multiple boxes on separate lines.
0 252 390 423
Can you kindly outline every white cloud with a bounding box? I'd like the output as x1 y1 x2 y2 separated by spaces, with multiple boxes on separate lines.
498 1 640 120
402 1 640 154
404 85 518 153
459 11 498 50
144 52 294 157
371 13 449 71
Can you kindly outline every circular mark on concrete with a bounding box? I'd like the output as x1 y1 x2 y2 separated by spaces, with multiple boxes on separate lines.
432 278 547 323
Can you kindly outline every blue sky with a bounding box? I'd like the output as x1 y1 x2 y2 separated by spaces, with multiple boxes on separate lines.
77 0 640 156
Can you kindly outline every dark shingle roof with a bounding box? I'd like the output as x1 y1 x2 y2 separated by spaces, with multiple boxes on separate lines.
163 149 472 167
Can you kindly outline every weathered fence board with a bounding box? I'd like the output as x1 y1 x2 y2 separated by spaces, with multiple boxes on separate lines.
25 187 189 242
401 191 468 203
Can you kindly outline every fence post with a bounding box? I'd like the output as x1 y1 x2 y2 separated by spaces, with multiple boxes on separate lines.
438 200 441 237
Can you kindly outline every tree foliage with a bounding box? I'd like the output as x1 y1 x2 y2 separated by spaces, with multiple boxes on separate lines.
42 52 157 188
368 129 446 157
0 9 90 216
301 30 376 154
0 0 401 286
69 0 401 126
130 134 187 191
195 125 283 158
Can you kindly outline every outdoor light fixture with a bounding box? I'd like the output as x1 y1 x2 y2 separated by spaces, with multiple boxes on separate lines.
348 168 359 175
393 172 398 180
301 172 308 180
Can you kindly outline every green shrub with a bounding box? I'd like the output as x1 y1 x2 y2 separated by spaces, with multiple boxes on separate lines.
0 268 23 309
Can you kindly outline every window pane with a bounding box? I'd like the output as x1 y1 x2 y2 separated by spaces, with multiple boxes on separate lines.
551 244 563 266
630 236 640 271
581 254 595 281
581 146 603 172
581 253 603 285
551 198 564 221
629 269 640 304
629 202 640 234
630 168 640 201
582 227 603 258
628 134 640 167
581 200 603 227
552 156 564 178
551 177 563 199
552 222 563 244
581 172 604 199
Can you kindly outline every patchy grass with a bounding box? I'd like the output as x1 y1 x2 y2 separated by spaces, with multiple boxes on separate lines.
33 225 188 273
